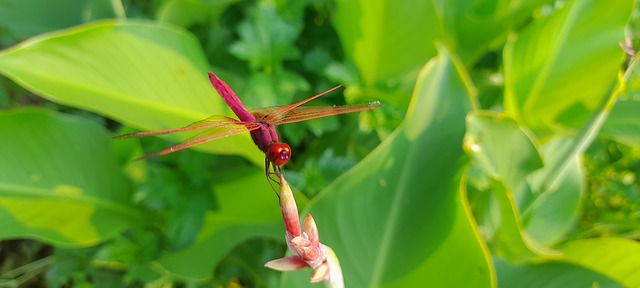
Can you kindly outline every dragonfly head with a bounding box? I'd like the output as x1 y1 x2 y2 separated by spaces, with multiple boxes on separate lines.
267 143 292 167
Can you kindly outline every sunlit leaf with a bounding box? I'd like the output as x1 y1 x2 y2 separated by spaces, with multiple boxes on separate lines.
0 20 263 165
504 0 632 135
332 0 440 86
560 238 640 288
0 108 149 245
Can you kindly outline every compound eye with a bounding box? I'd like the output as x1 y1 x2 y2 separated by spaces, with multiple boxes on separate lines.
267 143 292 166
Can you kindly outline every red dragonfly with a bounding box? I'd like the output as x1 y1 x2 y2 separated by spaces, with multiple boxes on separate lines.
116 72 381 185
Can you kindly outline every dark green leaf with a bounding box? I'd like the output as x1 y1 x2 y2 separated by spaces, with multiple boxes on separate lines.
495 257 622 288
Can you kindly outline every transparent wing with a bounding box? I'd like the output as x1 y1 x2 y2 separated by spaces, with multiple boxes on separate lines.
114 115 253 139
136 123 259 160
113 114 261 160
250 101 382 126
249 85 343 122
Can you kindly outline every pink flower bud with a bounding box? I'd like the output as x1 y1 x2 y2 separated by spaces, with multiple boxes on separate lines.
290 235 322 265
264 255 308 271
278 174 300 237
265 174 344 287
310 262 330 283
303 214 319 246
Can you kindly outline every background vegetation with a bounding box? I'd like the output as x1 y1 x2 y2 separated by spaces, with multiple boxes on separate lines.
0 0 639 287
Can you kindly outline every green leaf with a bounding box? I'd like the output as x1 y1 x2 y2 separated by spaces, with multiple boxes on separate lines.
463 113 583 250
239 71 309 107
495 258 623 288
157 168 285 280
0 0 121 40
560 238 640 288
483 181 553 262
282 46 493 287
0 108 149 245
156 0 241 28
439 0 552 63
504 0 632 135
462 112 576 256
0 20 263 165
229 4 300 72
332 0 440 86
600 97 640 146
464 112 543 193
523 138 583 246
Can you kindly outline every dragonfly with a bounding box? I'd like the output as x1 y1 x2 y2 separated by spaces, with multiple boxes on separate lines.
116 72 382 189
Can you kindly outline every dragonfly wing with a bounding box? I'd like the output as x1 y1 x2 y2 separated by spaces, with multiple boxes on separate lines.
114 115 248 139
249 106 280 120
247 85 344 122
137 122 260 160
256 101 382 126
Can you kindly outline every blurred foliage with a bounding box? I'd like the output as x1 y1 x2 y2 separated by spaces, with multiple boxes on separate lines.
579 140 640 239
0 0 639 287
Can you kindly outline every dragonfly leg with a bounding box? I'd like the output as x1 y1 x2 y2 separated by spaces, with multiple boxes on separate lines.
265 158 283 197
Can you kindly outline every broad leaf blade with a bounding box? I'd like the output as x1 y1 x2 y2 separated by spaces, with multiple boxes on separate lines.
560 238 640 288
0 20 263 165
504 0 632 135
333 0 440 86
0 108 148 245
495 258 623 288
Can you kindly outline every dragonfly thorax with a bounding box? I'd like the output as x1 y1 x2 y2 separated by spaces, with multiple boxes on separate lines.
250 121 280 153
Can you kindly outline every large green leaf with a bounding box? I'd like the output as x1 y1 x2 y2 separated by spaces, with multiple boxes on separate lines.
0 108 149 246
0 20 263 165
504 0 632 135
157 168 285 280
282 47 493 287
560 238 640 288
332 0 441 87
495 258 622 288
